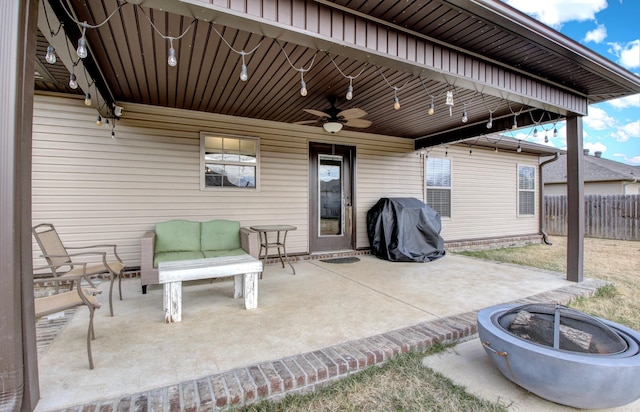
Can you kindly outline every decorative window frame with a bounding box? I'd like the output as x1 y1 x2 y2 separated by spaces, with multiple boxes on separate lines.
517 164 536 216
425 156 452 218
200 132 260 190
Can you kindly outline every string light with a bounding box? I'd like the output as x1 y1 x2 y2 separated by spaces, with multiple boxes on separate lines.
428 98 435 115
469 148 473 156
517 142 522 153
553 127 558 137
84 93 92 106
96 115 102 126
278 41 316 97
300 72 308 96
486 112 493 129
379 67 408 112
512 114 518 129
167 38 178 67
533 128 538 138
76 26 88 58
393 88 401 110
69 72 78 89
494 146 499 153
461 103 468 123
46 45 57 64
544 132 549 143
346 79 354 100
327 55 365 101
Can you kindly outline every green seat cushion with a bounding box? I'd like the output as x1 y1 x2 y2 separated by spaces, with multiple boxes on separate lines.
201 220 241 251
155 220 201 253
154 251 205 268
202 248 247 259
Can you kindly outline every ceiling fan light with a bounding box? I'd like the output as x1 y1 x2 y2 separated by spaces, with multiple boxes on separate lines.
323 122 343 134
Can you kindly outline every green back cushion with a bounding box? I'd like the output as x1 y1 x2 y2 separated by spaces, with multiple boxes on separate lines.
201 220 241 251
155 220 201 252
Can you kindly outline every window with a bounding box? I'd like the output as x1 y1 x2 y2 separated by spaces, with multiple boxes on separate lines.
518 165 535 215
426 157 451 217
201 134 258 189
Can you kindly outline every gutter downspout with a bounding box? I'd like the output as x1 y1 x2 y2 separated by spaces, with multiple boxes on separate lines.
539 153 560 245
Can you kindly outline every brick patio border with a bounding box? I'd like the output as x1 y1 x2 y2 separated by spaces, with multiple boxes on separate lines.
43 277 606 411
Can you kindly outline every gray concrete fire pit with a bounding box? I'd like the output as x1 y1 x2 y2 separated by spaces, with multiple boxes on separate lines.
477 303 640 409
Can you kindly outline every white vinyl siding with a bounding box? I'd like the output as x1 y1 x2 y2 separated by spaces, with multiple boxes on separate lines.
425 146 541 241
31 94 421 266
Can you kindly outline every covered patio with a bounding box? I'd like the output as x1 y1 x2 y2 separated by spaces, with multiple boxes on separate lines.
35 255 604 411
3 1 640 410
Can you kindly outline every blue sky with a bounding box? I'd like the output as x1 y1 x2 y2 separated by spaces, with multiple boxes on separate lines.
503 0 640 165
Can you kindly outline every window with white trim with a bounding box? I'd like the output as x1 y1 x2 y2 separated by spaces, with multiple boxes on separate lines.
426 157 451 217
200 134 259 189
518 165 535 215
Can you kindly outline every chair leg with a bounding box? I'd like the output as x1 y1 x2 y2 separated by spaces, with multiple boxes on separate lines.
87 308 95 370
109 275 115 317
118 272 123 300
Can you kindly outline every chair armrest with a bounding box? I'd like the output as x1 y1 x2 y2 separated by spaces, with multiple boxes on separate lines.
140 231 157 286
66 244 123 263
240 227 259 259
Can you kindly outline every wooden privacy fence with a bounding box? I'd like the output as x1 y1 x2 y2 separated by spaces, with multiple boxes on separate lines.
544 195 640 240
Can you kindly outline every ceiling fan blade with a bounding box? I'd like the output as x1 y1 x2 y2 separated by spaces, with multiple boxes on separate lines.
344 118 372 128
303 109 329 118
294 120 320 125
337 108 367 119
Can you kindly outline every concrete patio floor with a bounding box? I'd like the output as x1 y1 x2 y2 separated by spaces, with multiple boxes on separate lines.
34 254 605 411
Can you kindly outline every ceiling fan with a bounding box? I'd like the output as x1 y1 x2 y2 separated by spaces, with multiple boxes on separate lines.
294 96 372 133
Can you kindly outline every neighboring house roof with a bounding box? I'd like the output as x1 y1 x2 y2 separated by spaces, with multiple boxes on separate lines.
543 151 639 184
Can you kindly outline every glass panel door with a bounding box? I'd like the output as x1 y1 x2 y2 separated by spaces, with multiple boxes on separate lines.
309 143 354 252
319 155 343 236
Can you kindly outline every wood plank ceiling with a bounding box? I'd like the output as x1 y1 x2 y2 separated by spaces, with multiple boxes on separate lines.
34 0 640 145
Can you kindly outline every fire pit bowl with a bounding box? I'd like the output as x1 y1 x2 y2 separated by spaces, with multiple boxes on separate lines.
477 303 640 409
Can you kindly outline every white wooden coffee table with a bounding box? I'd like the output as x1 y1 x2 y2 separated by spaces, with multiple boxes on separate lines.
158 254 262 323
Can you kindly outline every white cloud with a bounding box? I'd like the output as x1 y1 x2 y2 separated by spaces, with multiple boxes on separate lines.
584 24 607 43
584 141 607 154
584 106 616 130
607 94 640 109
608 40 640 70
504 0 607 28
613 153 640 165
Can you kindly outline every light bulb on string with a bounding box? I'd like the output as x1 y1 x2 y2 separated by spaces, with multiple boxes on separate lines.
300 79 307 97
96 115 102 127
494 146 499 154
553 127 558 137
512 114 518 130
69 73 78 89
428 100 435 115
461 104 468 123
45 45 56 64
84 93 92 106
167 38 177 67
76 26 88 59
486 112 493 129
533 128 538 138
469 148 473 156
239 53 248 81
346 77 354 101
544 132 549 143
517 142 522 153
393 88 400 110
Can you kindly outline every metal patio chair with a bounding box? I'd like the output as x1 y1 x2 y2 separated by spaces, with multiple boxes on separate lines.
32 223 125 316
34 265 102 369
